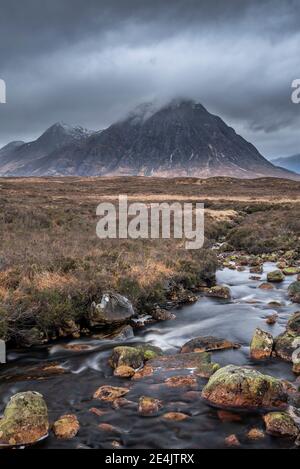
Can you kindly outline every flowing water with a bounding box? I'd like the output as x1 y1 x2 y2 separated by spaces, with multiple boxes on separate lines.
1 262 299 449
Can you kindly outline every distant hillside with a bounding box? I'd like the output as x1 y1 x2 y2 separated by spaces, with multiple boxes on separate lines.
272 154 300 174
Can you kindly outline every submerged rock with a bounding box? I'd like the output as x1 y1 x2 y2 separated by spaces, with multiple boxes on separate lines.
201 365 287 410
88 292 135 327
250 328 274 359
288 282 300 303
138 396 162 416
0 391 49 446
114 365 135 378
267 270 284 283
134 352 219 379
181 336 240 353
259 283 274 290
93 385 129 402
164 375 197 388
53 414 79 440
250 265 263 274
225 434 240 447
265 313 278 325
205 285 231 300
217 410 242 423
246 428 265 440
263 412 299 439
162 412 189 421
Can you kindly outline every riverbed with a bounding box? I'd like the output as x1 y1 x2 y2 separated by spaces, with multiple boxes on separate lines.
0 262 299 449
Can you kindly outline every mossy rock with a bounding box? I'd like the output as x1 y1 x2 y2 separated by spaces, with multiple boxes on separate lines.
288 281 300 303
263 412 299 439
206 285 231 300
267 270 284 283
287 312 300 335
274 331 300 362
181 336 240 353
250 328 273 359
201 365 288 410
109 344 163 369
0 391 49 446
283 267 300 276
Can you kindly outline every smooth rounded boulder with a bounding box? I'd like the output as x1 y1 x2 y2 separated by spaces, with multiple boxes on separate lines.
0 391 49 446
201 365 288 410
88 292 136 327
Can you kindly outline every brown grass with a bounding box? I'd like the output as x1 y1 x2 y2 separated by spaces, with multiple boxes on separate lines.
1 176 300 346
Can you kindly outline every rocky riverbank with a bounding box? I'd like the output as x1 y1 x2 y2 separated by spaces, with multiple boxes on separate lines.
1 249 300 449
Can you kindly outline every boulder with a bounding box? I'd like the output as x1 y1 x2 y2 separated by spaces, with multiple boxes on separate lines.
53 414 79 440
205 285 231 300
267 270 284 283
109 345 163 370
181 336 240 353
288 282 300 303
250 328 274 359
263 412 299 439
88 292 135 327
201 365 288 410
0 391 49 446
274 331 300 362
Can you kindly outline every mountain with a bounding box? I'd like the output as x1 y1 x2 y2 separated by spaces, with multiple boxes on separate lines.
0 123 93 176
0 100 298 179
272 154 300 174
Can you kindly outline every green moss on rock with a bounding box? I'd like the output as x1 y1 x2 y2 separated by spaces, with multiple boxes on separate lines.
202 365 287 410
263 412 299 439
267 270 284 283
0 391 49 446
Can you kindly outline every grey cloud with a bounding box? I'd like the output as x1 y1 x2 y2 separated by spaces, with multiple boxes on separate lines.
0 0 300 158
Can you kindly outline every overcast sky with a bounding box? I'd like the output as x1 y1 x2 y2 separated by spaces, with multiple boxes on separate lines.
0 0 299 158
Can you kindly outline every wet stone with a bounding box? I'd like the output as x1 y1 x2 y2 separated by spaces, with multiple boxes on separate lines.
181 336 240 353
93 386 129 402
53 414 79 440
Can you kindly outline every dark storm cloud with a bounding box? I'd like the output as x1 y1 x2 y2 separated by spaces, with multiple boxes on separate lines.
0 0 300 157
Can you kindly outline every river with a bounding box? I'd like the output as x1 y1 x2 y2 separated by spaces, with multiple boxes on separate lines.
0 262 299 449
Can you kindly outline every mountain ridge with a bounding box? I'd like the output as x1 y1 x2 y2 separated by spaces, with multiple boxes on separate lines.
0 99 298 179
